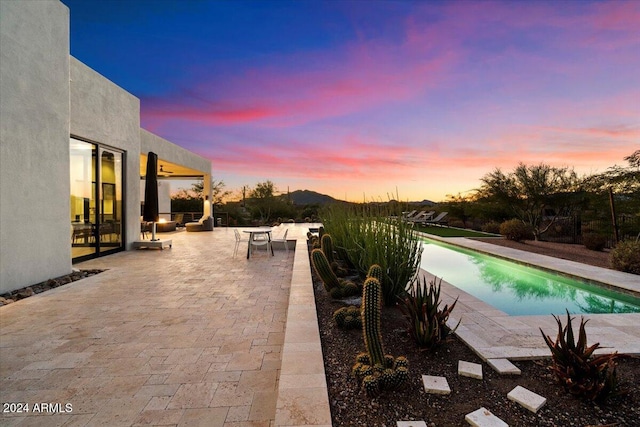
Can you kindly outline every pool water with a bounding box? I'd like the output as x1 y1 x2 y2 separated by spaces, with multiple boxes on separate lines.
419 238 640 316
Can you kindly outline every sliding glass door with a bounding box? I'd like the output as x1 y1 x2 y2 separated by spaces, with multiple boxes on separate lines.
70 138 124 261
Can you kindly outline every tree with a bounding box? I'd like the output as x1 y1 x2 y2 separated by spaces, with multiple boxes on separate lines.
247 180 296 223
583 150 640 196
443 193 472 227
191 179 231 206
581 151 640 240
249 180 277 223
476 163 582 240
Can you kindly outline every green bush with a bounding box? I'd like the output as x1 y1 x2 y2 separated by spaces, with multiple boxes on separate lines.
481 220 501 234
499 219 532 242
610 240 640 274
583 234 607 251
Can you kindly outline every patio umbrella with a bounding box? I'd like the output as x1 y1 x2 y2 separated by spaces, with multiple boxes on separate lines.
143 152 159 241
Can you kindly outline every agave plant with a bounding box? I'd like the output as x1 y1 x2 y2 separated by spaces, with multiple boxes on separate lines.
398 276 460 348
540 310 624 401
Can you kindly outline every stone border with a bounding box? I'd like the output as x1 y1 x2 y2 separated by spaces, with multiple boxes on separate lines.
275 235 332 426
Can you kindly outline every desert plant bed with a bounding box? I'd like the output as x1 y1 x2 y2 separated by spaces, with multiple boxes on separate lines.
312 268 640 426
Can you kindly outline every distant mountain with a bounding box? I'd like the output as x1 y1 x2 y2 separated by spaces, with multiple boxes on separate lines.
413 199 437 206
286 190 339 205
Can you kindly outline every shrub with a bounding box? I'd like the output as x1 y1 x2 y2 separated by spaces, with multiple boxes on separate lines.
398 276 459 348
582 234 607 251
540 311 624 401
481 220 501 234
610 240 640 274
499 219 532 242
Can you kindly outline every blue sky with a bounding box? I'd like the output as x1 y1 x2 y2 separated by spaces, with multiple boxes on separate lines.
61 0 640 202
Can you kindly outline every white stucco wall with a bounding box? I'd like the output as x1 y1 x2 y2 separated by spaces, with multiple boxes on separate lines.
0 0 71 293
70 58 141 250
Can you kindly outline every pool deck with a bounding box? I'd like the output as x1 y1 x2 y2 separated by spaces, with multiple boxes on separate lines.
1 225 638 426
419 233 640 361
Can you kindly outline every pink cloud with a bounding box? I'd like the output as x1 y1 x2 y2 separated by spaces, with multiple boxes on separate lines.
201 134 429 183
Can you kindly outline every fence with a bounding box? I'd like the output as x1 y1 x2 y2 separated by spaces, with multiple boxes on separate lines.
542 214 639 247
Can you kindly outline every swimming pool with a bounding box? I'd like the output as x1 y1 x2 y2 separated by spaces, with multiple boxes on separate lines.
419 238 640 316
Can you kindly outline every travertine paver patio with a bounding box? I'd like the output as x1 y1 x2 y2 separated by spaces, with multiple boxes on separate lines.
0 224 322 427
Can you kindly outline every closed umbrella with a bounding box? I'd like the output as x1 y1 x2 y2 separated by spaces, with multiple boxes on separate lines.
143 152 159 241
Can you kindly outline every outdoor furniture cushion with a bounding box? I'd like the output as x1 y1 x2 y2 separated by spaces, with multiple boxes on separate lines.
186 216 213 232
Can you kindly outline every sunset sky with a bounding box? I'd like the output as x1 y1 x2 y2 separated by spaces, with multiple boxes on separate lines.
61 0 639 202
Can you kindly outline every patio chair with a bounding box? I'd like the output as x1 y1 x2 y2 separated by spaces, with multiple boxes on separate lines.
271 229 289 256
250 231 272 256
233 229 247 258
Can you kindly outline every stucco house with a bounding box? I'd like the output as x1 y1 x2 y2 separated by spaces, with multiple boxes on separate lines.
0 0 212 294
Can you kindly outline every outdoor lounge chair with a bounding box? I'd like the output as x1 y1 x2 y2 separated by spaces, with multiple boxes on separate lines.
408 211 435 224
420 211 448 226
402 210 418 220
